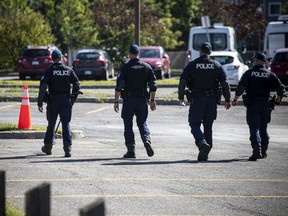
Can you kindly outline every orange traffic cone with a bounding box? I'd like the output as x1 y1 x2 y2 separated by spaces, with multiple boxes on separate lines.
18 84 32 129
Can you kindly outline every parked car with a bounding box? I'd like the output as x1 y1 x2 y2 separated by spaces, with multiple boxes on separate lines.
18 45 67 80
72 49 114 80
140 46 171 79
210 51 249 86
270 48 288 84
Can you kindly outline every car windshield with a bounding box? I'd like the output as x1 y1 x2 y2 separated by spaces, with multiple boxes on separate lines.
77 53 100 59
193 33 228 51
274 52 288 61
140 49 160 58
210 56 234 65
23 49 50 57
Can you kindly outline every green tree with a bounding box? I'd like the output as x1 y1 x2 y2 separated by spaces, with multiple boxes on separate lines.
0 0 55 70
89 0 199 65
281 1 288 14
153 0 201 49
198 0 266 50
31 0 99 53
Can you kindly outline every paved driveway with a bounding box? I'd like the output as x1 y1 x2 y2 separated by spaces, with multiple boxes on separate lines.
1 102 288 215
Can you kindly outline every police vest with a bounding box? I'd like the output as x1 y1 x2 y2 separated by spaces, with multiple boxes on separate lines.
49 64 72 94
189 59 219 90
125 61 149 93
246 67 273 98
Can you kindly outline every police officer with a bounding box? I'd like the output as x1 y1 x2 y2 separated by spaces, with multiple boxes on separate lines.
232 52 285 161
178 42 231 161
37 49 81 157
114 44 157 158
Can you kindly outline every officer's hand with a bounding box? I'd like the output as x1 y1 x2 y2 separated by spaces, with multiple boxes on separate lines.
150 101 156 111
232 100 237 106
179 99 186 106
225 101 231 110
114 102 119 113
275 95 282 105
38 106 43 113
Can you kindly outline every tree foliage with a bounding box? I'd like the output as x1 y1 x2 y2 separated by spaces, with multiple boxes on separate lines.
30 0 98 52
0 0 271 70
198 0 266 50
0 0 55 69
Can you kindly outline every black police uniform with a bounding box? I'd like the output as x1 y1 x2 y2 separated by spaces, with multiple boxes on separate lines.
115 58 157 156
235 64 285 160
178 55 231 160
38 62 80 156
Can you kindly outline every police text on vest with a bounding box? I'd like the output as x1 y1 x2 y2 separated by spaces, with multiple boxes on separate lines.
53 70 70 76
196 63 214 69
251 71 269 78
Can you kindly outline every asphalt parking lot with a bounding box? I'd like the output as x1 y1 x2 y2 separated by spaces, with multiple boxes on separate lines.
0 101 288 216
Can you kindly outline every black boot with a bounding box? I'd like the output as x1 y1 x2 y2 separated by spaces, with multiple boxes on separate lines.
196 140 211 161
261 145 268 158
141 135 154 157
144 142 154 157
41 145 52 155
123 152 136 158
248 154 262 161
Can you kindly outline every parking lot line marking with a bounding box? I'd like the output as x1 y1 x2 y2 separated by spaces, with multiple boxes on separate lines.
7 194 288 199
7 177 288 182
0 103 20 110
86 106 111 114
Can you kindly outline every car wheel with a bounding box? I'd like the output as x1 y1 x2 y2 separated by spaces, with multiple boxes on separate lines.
19 74 26 80
101 71 109 80
164 68 171 78
109 68 115 79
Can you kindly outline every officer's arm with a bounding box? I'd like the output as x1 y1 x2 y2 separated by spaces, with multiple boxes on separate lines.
115 65 126 92
178 65 190 100
148 67 157 92
235 71 249 97
220 80 231 102
37 83 48 108
70 70 81 95
37 71 49 110
272 74 285 96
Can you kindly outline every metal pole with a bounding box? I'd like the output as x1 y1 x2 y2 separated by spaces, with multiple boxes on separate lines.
135 0 140 45
0 171 5 216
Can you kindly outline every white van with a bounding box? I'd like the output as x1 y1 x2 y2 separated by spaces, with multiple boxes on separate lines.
263 15 288 59
187 25 237 61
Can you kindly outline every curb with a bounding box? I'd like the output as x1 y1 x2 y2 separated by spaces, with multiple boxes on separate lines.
0 130 84 139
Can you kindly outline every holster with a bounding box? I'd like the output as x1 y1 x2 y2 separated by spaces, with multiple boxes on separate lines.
242 94 250 107
216 86 222 105
43 92 51 103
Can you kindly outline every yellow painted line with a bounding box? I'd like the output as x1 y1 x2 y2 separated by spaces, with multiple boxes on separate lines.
7 194 288 199
86 106 111 114
7 177 288 183
0 103 20 110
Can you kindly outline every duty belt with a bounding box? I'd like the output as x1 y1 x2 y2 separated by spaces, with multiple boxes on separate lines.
125 91 147 97
191 89 215 97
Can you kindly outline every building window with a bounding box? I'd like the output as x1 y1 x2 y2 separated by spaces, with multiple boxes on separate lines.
269 2 281 17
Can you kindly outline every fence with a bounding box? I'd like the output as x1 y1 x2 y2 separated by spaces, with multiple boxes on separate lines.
0 170 105 216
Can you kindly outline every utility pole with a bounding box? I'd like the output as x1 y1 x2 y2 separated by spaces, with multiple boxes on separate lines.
135 0 140 45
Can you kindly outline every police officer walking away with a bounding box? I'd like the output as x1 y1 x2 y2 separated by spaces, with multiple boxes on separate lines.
37 49 81 157
114 44 157 158
232 53 285 161
178 42 231 161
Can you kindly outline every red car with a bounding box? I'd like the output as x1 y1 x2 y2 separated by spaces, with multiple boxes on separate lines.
140 46 171 79
270 48 288 84
18 45 67 80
